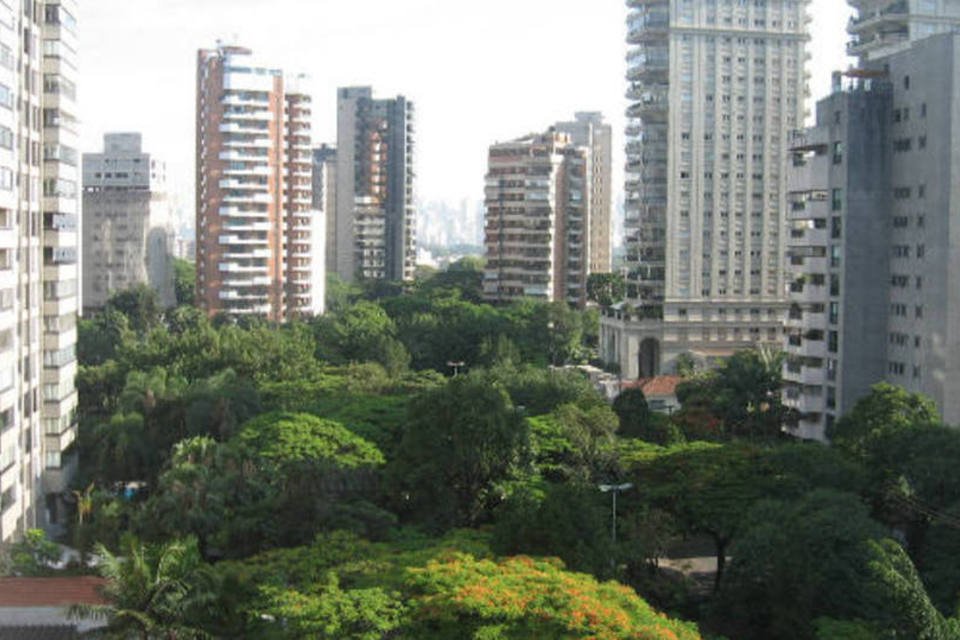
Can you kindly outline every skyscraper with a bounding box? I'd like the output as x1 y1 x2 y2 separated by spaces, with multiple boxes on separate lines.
601 0 810 379
334 87 416 283
482 130 591 307
1 0 81 541
554 112 613 275
196 43 323 321
82 133 175 311
785 4 960 438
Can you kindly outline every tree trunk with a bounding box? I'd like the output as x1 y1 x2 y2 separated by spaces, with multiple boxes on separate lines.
713 536 728 593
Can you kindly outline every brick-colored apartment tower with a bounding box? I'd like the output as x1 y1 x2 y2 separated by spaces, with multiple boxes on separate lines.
196 43 321 321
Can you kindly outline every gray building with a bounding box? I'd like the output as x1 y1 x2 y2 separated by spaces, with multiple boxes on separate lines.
785 30 960 437
783 74 892 440
334 87 416 283
82 133 175 311
312 144 337 277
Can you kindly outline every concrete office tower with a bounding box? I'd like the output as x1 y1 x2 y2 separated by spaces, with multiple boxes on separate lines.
482 130 591 307
554 112 613 274
783 74 892 441
335 87 416 283
0 0 81 542
849 0 960 62
82 133 175 311
600 0 810 379
785 30 960 437
196 43 322 320
312 144 337 276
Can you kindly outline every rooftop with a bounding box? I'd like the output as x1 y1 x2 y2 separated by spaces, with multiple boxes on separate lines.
0 577 108 608
623 375 683 398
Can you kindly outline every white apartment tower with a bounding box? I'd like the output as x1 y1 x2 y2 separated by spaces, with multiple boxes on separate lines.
196 44 323 321
483 130 591 307
82 133 175 311
1 0 81 541
601 0 810 379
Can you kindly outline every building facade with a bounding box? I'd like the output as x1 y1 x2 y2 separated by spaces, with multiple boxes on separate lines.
312 144 337 277
601 0 809 379
782 74 892 440
82 133 175 311
482 130 591 307
334 87 416 283
196 43 323 321
786 29 960 438
1 0 81 542
848 0 960 61
554 112 613 274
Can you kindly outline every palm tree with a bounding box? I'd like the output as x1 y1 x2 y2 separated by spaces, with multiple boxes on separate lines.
70 537 212 639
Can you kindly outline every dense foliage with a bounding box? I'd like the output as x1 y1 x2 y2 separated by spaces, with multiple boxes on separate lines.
13 264 960 639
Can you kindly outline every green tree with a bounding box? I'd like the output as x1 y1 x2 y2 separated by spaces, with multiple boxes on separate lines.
258 574 405 639
492 482 616 578
107 285 163 335
714 490 887 639
389 374 530 530
172 258 196 307
829 382 941 463
3 529 60 576
528 403 620 483
70 537 212 640
586 272 626 307
612 388 652 439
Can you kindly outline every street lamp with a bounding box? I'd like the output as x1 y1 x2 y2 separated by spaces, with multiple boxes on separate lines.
446 360 466 377
598 482 633 546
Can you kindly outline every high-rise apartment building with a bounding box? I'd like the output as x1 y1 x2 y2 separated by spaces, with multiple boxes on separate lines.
1 0 81 542
196 43 323 321
848 0 960 61
783 74 892 440
785 28 960 438
312 144 337 277
483 130 591 307
82 133 175 311
601 0 810 379
554 112 613 274
334 87 416 283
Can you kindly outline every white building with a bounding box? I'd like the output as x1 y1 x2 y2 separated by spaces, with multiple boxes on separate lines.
82 133 175 310
0 0 81 541
601 0 810 379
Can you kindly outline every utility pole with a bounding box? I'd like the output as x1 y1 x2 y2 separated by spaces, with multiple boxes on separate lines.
599 483 633 547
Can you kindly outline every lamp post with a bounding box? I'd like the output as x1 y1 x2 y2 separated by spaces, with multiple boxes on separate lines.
446 360 466 377
598 482 633 546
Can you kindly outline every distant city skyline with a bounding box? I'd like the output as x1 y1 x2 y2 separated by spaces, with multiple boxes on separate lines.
81 1 852 228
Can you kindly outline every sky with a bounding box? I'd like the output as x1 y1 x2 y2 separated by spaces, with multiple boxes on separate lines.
80 0 853 227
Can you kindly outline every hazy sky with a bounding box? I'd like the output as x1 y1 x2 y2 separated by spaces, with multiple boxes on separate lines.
80 0 853 222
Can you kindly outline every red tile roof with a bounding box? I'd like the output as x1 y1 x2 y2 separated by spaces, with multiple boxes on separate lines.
622 375 683 398
0 577 108 607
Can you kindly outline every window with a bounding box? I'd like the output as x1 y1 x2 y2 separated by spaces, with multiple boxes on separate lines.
0 84 12 110
828 331 839 353
831 217 842 239
831 188 842 211
829 302 839 324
